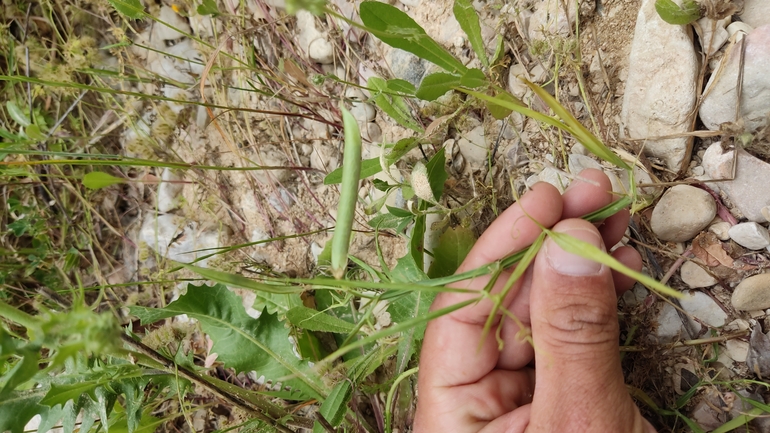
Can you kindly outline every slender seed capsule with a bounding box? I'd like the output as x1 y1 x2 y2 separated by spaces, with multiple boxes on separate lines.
331 106 362 279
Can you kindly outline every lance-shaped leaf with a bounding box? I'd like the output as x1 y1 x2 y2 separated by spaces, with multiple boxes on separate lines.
359 1 467 75
453 0 489 67
130 283 327 399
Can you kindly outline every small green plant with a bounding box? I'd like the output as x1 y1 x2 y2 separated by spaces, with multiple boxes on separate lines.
655 0 702 25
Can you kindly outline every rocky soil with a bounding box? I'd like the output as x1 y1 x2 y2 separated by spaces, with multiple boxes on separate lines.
95 0 770 430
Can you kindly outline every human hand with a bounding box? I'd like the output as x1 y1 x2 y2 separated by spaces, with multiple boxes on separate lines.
414 169 656 432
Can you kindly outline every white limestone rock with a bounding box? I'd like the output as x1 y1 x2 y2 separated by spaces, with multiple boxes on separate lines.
680 291 728 329
654 302 685 343
728 222 770 250
457 126 488 172
700 25 770 132
139 214 222 266
621 0 699 172
528 0 578 42
154 6 191 42
740 0 770 29
157 168 184 213
702 142 770 222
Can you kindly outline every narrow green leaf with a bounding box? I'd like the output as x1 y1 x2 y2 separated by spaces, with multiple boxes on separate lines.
654 0 701 25
425 148 448 201
324 157 381 185
286 306 355 334
369 77 423 132
427 226 476 278
106 0 144 18
130 283 326 398
416 73 461 101
545 230 682 298
82 171 124 190
386 79 416 95
182 263 304 294
523 80 631 170
359 1 467 75
313 381 352 432
453 0 489 67
6 101 30 127
331 106 362 279
460 68 487 89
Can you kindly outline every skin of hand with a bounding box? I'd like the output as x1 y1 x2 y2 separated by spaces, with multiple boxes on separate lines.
414 169 657 433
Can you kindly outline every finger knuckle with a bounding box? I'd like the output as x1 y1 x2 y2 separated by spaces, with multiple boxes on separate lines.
541 295 618 346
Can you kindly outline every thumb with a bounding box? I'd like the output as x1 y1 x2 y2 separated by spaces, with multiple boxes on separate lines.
526 219 651 432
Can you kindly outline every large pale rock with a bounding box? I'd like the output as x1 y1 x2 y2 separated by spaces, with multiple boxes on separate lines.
650 185 716 242
139 214 222 266
680 291 728 329
654 302 685 343
621 0 699 172
732 273 770 311
740 0 770 29
700 25 770 132
728 222 770 250
457 126 488 172
702 142 770 222
154 6 191 41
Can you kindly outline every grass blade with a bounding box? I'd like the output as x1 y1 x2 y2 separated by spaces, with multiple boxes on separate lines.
453 0 488 67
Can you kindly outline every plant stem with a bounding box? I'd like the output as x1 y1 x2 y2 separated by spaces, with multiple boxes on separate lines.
0 300 38 330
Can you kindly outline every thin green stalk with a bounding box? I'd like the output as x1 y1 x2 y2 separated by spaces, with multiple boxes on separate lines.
384 367 419 433
0 300 38 330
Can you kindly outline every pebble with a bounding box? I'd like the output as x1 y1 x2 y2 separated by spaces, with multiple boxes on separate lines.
620 0 698 172
700 25 770 132
363 122 382 144
694 17 729 55
297 10 334 64
702 142 770 222
389 49 426 87
709 220 732 241
568 154 603 175
680 260 717 288
351 102 376 123
732 273 770 311
650 185 716 242
740 0 770 29
727 21 753 39
680 291 728 329
527 0 577 41
507 63 529 98
725 339 750 363
728 222 770 249
457 126 488 172
538 167 569 193
654 302 685 343
157 168 184 213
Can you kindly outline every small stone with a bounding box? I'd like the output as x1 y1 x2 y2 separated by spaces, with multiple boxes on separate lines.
680 291 728 329
621 0 698 172
694 16 729 55
350 102 376 123
650 185 716 242
568 154 602 175
727 21 753 38
507 63 529 98
740 0 770 29
389 50 426 87
709 220 732 241
725 339 750 363
680 261 717 288
297 10 334 64
728 222 770 249
700 25 770 132
364 122 382 144
654 302 685 343
703 142 770 222
457 126 488 171
732 273 770 311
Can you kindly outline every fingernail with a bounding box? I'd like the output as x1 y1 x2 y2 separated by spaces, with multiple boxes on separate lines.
545 228 604 276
